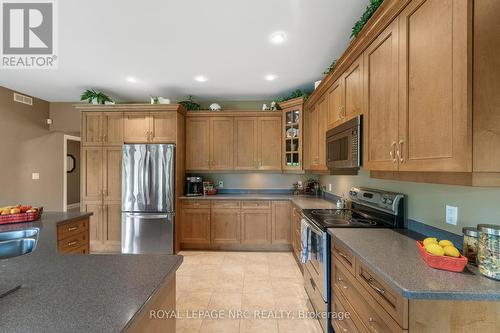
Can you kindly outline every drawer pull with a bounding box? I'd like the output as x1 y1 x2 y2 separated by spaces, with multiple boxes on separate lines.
309 278 316 291
67 226 78 232
67 241 78 247
337 250 351 264
367 277 385 295
336 276 348 290
368 317 381 333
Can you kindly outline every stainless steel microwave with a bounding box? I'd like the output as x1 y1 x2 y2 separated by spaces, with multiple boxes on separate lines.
326 115 362 171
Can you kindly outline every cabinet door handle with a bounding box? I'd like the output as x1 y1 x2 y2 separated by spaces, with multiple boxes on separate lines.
368 317 381 333
67 241 78 247
390 141 397 163
103 134 107 142
336 276 348 290
67 226 78 232
398 140 404 163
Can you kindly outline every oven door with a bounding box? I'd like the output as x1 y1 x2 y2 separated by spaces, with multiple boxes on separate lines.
304 222 327 302
326 117 360 169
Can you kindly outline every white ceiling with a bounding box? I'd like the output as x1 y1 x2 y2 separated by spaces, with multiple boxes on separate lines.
0 0 368 103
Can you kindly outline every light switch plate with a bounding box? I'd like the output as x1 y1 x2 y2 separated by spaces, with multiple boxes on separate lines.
32 173 40 180
445 205 458 225
218 180 224 188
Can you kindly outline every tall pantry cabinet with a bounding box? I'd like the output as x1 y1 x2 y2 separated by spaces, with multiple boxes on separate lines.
78 104 186 253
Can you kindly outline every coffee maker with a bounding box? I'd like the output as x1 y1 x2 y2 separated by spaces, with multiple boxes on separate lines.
185 176 203 196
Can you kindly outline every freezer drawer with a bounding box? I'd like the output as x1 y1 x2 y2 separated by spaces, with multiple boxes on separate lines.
121 212 174 254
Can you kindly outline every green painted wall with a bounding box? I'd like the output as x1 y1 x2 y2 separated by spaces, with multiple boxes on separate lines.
320 169 500 235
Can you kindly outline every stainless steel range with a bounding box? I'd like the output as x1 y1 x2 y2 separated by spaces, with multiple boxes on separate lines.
300 187 405 332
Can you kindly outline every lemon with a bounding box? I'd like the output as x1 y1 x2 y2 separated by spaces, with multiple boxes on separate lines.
425 243 445 256
443 246 460 258
438 240 454 248
423 237 438 247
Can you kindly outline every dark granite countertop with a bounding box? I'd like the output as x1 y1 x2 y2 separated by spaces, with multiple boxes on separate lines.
327 228 500 301
0 212 182 333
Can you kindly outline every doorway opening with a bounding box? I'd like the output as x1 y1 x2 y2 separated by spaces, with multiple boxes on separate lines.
63 135 81 212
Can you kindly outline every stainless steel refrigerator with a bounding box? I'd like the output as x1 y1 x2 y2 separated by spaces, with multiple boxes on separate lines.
121 144 175 254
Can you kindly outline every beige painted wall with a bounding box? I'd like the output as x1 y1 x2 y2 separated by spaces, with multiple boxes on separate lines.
49 102 80 135
66 140 80 205
320 169 500 235
0 86 65 210
195 173 318 190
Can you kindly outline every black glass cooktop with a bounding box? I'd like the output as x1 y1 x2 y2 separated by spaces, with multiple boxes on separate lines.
302 209 389 231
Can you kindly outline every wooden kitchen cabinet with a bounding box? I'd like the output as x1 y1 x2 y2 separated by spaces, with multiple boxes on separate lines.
82 202 102 244
185 117 210 170
234 117 258 170
364 19 400 171
186 117 234 170
82 147 103 202
124 112 177 143
82 112 124 146
343 55 363 121
326 78 344 129
258 117 281 170
241 209 272 245
272 201 292 244
102 147 122 202
279 97 304 171
211 208 241 245
102 203 121 246
305 96 328 172
210 117 234 170
57 218 90 254
397 0 471 172
292 206 302 262
186 113 281 172
180 208 211 245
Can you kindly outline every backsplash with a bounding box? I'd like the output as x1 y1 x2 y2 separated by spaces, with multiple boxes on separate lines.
192 173 319 190
320 169 500 236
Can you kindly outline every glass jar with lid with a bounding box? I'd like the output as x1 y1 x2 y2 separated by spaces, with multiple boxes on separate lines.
463 227 479 265
477 224 500 280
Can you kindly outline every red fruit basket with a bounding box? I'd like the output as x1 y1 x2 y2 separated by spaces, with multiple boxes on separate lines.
416 241 468 272
0 207 43 225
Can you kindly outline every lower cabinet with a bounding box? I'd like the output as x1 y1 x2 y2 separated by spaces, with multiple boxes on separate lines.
57 217 90 254
180 208 211 245
180 199 292 250
241 210 272 245
211 208 241 245
83 202 121 252
292 206 302 261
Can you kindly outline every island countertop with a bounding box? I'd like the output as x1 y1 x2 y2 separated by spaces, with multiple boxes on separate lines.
328 228 500 301
0 212 182 333
179 193 338 210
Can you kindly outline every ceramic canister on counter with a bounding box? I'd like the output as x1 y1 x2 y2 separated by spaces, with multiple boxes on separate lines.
477 224 500 280
463 227 479 265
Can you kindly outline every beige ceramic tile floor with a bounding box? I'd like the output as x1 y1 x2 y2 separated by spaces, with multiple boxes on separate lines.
176 251 323 333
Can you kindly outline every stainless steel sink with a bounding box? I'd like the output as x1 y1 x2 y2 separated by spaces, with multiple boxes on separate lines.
0 228 39 259
0 228 38 242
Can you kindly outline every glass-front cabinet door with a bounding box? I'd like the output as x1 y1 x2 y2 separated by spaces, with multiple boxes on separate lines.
279 97 304 171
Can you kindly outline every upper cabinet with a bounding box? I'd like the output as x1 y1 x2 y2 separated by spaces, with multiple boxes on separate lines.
185 112 281 172
279 97 304 171
305 96 328 172
305 0 498 186
363 20 400 171
397 0 471 172
82 112 123 146
365 0 471 172
124 112 177 143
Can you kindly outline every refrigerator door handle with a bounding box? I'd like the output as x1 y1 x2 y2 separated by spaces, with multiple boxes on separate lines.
125 213 174 219
145 150 151 205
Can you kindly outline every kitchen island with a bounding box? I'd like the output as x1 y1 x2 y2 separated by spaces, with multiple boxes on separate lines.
0 212 182 333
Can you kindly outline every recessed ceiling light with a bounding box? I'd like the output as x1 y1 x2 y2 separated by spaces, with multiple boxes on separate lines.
265 74 278 81
269 31 287 44
194 75 208 82
126 76 137 83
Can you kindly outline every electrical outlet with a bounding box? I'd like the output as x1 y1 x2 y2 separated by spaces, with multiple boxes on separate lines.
218 180 224 188
32 173 40 180
328 184 332 192
445 205 458 225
